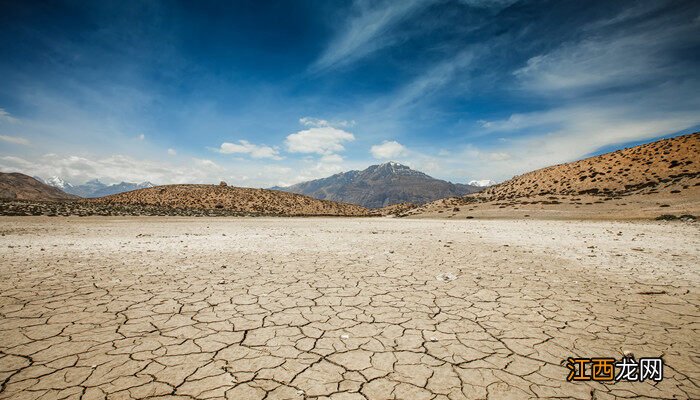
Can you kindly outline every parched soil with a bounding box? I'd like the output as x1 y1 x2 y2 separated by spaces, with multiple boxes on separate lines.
407 187 700 220
0 217 698 399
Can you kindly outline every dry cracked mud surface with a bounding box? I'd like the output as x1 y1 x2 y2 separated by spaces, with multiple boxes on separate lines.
0 217 698 399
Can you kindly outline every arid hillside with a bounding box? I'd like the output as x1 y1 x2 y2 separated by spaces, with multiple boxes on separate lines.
480 132 698 200
0 172 78 201
86 184 371 216
375 202 417 216
408 133 700 219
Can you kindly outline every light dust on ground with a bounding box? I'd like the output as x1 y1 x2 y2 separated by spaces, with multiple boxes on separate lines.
0 217 698 399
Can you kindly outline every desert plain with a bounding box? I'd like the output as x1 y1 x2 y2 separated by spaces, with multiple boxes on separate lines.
0 216 698 400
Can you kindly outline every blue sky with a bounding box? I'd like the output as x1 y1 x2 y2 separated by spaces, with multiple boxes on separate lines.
0 0 698 186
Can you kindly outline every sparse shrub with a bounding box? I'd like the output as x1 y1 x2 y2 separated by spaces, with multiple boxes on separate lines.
655 214 677 221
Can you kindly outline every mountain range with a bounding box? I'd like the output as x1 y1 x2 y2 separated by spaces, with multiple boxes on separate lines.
468 179 497 187
274 161 484 208
40 177 155 198
2 133 697 219
1 173 78 201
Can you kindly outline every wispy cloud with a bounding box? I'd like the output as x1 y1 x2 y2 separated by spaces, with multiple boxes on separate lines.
311 0 432 71
458 0 519 9
299 117 355 128
378 3 700 184
0 135 30 145
514 8 699 95
1 1 697 189
453 4 700 180
191 158 222 170
388 49 476 109
0 108 19 123
218 140 282 160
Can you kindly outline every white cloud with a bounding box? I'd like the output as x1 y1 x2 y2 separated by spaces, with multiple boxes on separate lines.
299 117 330 127
0 151 350 189
218 140 282 160
0 135 30 145
0 154 189 185
285 127 355 155
0 153 263 186
370 140 408 159
167 148 177 155
137 133 145 141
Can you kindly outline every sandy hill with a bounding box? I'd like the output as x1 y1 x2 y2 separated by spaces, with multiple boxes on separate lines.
479 132 699 200
0 172 78 201
86 184 371 216
375 202 417 216
407 133 700 219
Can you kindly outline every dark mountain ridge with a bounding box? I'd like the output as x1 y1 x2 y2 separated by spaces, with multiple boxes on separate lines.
275 161 482 208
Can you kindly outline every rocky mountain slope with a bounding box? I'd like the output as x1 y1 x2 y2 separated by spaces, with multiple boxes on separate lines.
0 172 78 201
89 181 155 197
407 132 700 219
477 132 699 200
86 184 371 216
42 177 155 197
276 161 481 208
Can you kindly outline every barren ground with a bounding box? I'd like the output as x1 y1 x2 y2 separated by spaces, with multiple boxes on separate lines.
406 190 700 220
0 217 698 399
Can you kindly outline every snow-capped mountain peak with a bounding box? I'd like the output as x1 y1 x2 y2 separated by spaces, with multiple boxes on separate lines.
44 176 73 189
39 177 156 197
468 179 496 187
277 162 483 208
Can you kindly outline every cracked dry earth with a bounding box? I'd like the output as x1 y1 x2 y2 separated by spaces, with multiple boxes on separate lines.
0 217 698 400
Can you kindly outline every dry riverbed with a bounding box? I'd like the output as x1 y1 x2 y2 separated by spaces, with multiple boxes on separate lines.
0 217 698 399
